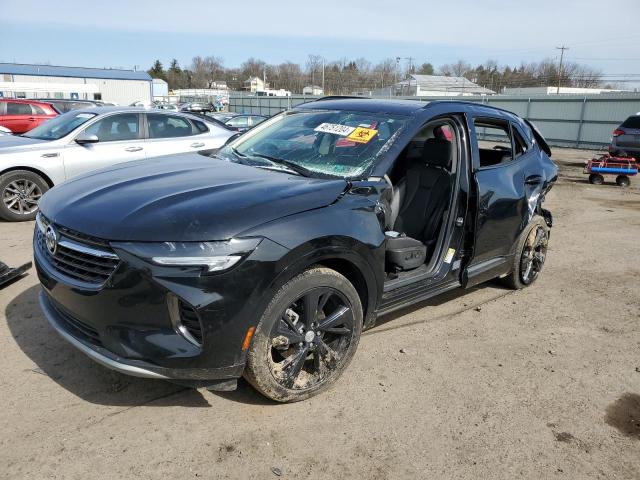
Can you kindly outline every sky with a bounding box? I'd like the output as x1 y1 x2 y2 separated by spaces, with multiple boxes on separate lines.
1 0 640 84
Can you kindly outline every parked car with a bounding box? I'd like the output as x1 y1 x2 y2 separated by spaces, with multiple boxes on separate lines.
0 107 235 221
208 112 268 132
180 102 213 113
33 99 103 113
609 113 640 159
155 103 179 111
0 99 57 134
0 126 12 136
34 99 557 402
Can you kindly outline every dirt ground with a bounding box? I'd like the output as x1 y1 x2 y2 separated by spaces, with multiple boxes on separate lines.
1 148 639 480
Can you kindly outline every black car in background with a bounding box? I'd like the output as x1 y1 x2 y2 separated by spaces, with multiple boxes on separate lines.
34 98 557 402
208 112 268 132
610 114 640 159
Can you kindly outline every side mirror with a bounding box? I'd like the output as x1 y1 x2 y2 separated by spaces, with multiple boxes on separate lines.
75 133 99 145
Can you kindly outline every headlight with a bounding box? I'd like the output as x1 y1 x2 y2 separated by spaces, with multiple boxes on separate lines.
111 238 261 274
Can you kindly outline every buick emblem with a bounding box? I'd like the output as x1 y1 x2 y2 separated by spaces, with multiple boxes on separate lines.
45 225 58 255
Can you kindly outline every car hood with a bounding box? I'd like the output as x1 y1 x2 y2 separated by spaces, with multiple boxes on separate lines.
0 135 50 150
39 153 348 241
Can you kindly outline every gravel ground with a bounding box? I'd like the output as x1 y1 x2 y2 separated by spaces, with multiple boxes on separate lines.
0 147 639 479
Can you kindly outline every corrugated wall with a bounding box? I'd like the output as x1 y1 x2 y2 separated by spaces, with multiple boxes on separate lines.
228 93 640 149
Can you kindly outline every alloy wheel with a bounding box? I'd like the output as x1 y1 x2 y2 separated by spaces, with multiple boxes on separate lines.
2 179 43 216
520 226 548 284
268 287 356 390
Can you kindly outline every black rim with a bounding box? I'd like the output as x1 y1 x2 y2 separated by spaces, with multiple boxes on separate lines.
268 287 355 390
2 179 42 216
520 226 548 284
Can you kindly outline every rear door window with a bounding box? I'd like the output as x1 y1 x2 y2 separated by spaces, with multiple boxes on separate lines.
474 119 514 167
6 102 33 115
226 116 249 128
147 113 194 138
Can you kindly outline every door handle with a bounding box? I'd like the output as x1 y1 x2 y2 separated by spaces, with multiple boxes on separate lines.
125 146 143 152
28 117 36 121
525 175 542 185
41 152 59 158
190 142 205 148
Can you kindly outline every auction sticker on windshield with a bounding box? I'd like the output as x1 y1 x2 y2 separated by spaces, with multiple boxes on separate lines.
347 127 378 143
314 123 356 136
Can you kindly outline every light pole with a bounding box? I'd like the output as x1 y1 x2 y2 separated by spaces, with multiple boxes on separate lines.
556 45 569 94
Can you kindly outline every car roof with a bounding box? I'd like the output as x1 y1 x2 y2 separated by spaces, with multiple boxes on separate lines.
298 97 429 115
0 98 55 105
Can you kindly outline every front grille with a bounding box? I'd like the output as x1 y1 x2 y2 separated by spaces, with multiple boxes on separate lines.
36 214 119 287
178 301 203 344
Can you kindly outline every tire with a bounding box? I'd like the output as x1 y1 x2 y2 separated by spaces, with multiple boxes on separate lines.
500 215 550 290
0 170 49 222
588 173 604 185
244 266 363 402
616 175 630 187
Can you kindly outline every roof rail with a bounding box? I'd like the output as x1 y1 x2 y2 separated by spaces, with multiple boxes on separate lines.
314 95 370 102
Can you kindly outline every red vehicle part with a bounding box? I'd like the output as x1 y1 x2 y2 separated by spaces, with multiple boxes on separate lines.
584 154 638 176
0 99 57 133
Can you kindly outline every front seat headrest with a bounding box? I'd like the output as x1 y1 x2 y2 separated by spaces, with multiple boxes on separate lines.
421 137 452 170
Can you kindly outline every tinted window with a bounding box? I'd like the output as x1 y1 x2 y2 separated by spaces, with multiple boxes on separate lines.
474 119 513 167
512 127 528 158
6 102 32 115
32 104 47 115
192 120 209 133
84 114 140 142
621 116 640 129
147 113 193 138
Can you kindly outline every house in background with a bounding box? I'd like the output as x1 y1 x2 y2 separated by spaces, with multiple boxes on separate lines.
244 76 266 93
374 74 495 97
303 85 324 95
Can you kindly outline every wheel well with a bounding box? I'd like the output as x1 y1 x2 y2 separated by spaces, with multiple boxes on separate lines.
0 167 54 187
317 258 370 323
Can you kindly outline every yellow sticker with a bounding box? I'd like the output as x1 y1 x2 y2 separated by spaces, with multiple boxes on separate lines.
347 127 378 143
444 248 456 264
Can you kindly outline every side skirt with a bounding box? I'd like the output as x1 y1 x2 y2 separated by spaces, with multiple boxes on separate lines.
376 279 461 317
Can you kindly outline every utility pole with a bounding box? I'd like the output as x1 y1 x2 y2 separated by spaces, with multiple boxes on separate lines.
322 57 325 94
556 45 569 94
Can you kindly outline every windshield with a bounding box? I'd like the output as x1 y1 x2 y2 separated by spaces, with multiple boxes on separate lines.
23 111 97 140
222 109 408 178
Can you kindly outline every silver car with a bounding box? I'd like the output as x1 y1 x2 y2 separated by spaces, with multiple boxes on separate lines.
0 107 235 221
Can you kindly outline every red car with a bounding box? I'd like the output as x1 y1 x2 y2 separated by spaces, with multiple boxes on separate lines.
0 99 57 134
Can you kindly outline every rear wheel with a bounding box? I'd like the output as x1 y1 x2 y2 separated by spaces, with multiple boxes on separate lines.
244 267 363 402
0 170 49 221
500 216 549 290
615 175 630 187
588 173 604 185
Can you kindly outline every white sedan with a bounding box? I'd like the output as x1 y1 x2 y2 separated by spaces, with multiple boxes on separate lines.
0 107 236 221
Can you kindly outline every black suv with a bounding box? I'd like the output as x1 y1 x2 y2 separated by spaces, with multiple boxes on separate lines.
610 114 640 159
34 99 557 402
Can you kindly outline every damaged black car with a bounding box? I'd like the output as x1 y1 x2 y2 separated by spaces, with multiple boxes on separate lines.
34 98 557 402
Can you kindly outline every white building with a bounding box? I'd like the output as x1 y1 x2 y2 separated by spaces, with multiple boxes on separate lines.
303 85 324 95
244 76 266 93
502 86 633 95
0 63 152 105
152 78 169 98
374 74 494 97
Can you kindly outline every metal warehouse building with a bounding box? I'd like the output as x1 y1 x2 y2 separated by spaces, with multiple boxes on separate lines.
0 63 152 106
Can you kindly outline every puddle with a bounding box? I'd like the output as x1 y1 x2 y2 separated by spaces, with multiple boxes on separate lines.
605 393 640 439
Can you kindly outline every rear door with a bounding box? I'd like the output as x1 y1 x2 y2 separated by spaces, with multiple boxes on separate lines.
62 113 145 179
462 116 539 287
1 101 35 133
143 113 224 157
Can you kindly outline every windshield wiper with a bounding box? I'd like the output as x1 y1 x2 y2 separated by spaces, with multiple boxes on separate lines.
248 153 312 177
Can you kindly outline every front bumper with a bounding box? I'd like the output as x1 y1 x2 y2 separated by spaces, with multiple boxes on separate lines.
39 290 245 381
34 224 289 383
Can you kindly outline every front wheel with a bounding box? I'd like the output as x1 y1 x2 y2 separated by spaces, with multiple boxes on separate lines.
0 170 49 221
244 267 363 402
500 216 550 290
